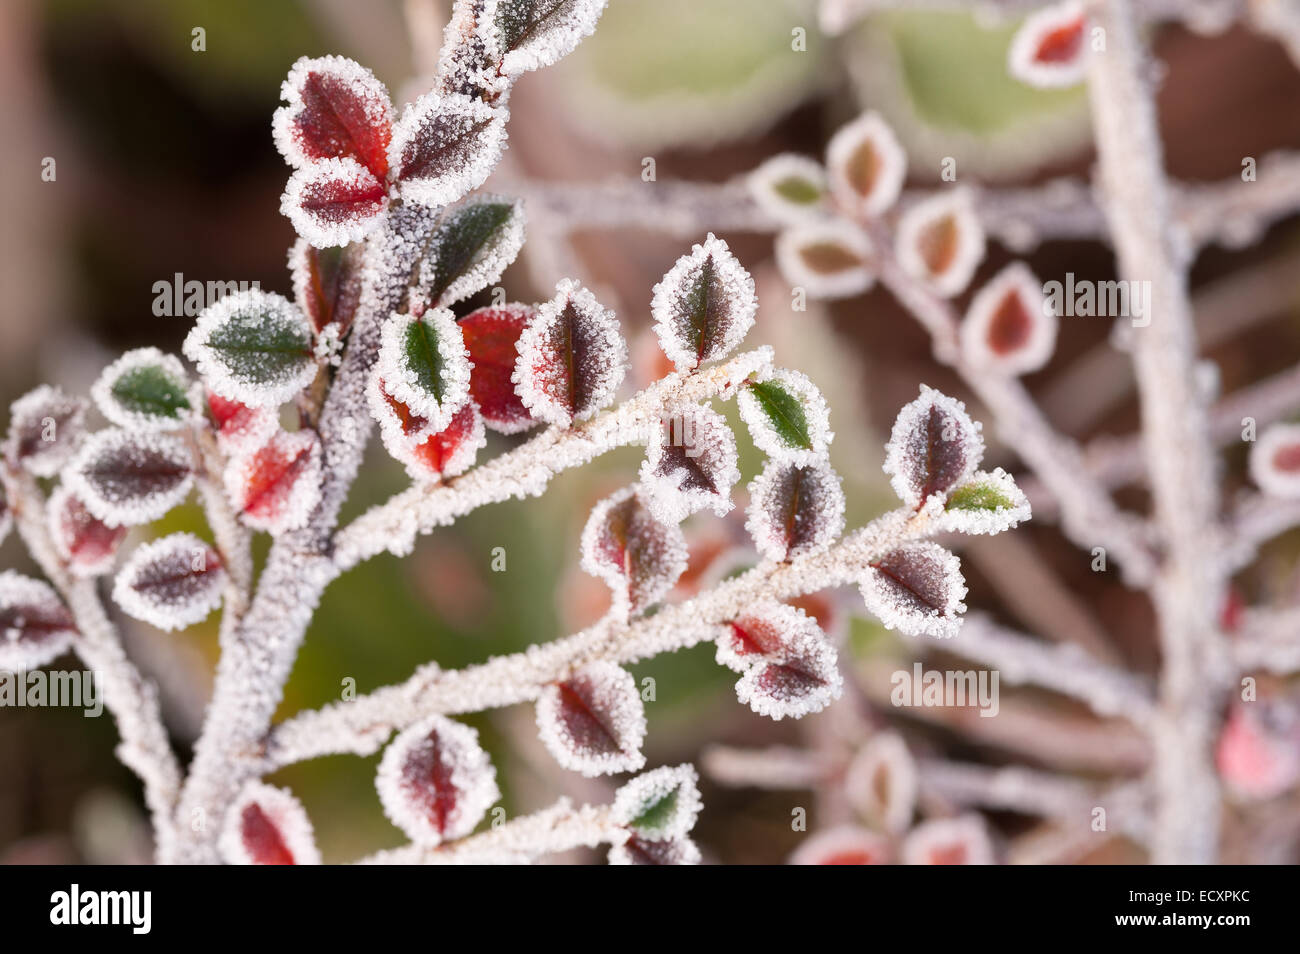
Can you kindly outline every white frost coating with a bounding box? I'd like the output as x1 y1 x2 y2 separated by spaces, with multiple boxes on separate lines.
961 262 1057 376
112 533 226 631
376 713 501 846
650 232 757 371
223 429 323 535
611 763 702 840
0 571 77 671
366 372 435 459
824 110 907 218
183 289 318 408
219 781 322 865
933 467 1033 536
607 834 701 866
638 403 740 525
271 55 393 170
728 602 843 720
536 660 647 777
844 732 918 834
746 153 828 225
513 278 627 425
901 814 995 865
882 385 984 509
6 385 87 478
859 541 968 639
280 156 389 248
487 0 608 76
1008 1 1088 89
789 825 892 865
895 187 986 299
774 219 875 300
421 194 526 309
737 368 834 466
90 348 193 431
64 428 194 528
579 486 688 614
47 484 122 578
1249 424 1300 498
399 400 487 483
389 92 507 208
745 457 846 563
375 310 471 430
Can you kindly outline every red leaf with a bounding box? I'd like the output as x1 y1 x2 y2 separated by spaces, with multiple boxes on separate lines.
536 661 647 776
745 458 845 563
0 572 77 670
790 826 893 865
403 399 485 481
112 533 226 631
207 391 277 456
225 430 322 534
273 56 393 180
459 304 538 434
580 487 687 614
282 157 388 248
609 834 701 866
48 485 127 578
861 542 967 638
1033 14 1085 64
220 782 321 865
290 240 364 336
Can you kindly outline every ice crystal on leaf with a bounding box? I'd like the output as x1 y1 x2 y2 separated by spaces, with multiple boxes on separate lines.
824 111 907 218
459 303 538 434
580 486 688 615
608 833 701 866
745 458 845 563
401 400 486 482
47 484 127 578
962 262 1057 376
639 404 740 525
514 279 627 426
536 660 647 776
290 239 364 336
612 764 702 841
389 92 506 209
184 290 317 408
91 348 193 431
282 156 390 248
789 825 892 865
6 385 87 478
896 188 986 299
65 429 194 527
272 55 393 180
721 602 843 720
489 0 608 76
112 533 226 631
747 154 829 225
882 385 983 509
376 310 471 430
738 368 833 465
376 714 501 845
415 195 526 310
219 781 322 865
902 815 995 865
844 732 918 834
860 542 968 639
1008 1 1088 89
1249 424 1300 498
650 233 757 372
224 429 322 534
0 571 76 671
206 391 278 457
775 220 875 300
933 468 1031 536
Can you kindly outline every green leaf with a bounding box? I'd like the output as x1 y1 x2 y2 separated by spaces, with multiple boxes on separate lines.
111 365 191 420
185 291 318 407
947 481 1014 512
403 318 447 403
748 380 811 450
773 176 823 205
206 313 312 380
630 788 678 833
420 198 525 308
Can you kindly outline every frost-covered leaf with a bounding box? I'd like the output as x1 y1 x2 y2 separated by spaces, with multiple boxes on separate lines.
6 386 87 478
0 572 76 670
368 374 434 459
184 290 317 408
580 487 688 614
376 713 501 845
536 660 647 776
459 303 538 434
901 815 995 865
91 348 192 431
747 154 828 225
490 0 607 75
224 429 322 534
272 55 393 179
1249 424 1300 498
416 196 526 309
64 429 194 527
612 764 702 841
206 391 279 456
962 262 1056 375
1216 701 1300 802
933 467 1031 535
1008 1 1088 89
737 369 832 465
774 220 874 300
47 485 127 578
720 602 842 720
650 233 757 371
825 110 907 217
608 834 701 866
638 404 740 524
112 533 225 631
844 732 918 834
219 782 321 865
376 310 471 430
281 157 389 248
860 541 968 639
745 458 845 563
514 279 627 426
789 826 892 865
401 399 486 482
290 239 364 337
896 188 986 298
882 385 984 508
390 92 506 208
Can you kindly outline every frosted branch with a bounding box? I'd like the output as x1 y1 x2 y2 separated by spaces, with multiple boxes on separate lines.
702 744 832 790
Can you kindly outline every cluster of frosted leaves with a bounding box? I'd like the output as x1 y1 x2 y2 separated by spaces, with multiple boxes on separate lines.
608 764 703 866
883 385 984 510
861 541 968 639
962 263 1057 376
737 368 833 465
536 660 647 776
0 571 77 670
91 348 193 431
183 290 317 408
638 404 740 525
825 111 907 219
1008 1 1088 89
580 486 688 615
933 468 1031 536
47 485 127 578
376 310 472 431
289 239 364 337
1249 424 1300 499
112 533 226 631
775 219 875 300
376 714 500 846
488 0 608 76
413 195 526 311
206 391 278 457
901 815 995 865
514 279 627 426
219 782 321 865
64 429 194 528
223 429 323 534
789 825 892 865
844 732 918 835
896 188 986 299
6 386 87 478
459 304 538 434
746 458 845 563
747 154 829 225
717 601 843 720
650 233 756 372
